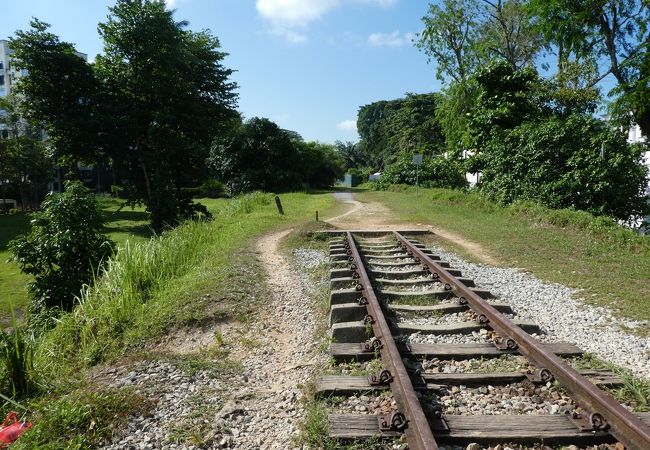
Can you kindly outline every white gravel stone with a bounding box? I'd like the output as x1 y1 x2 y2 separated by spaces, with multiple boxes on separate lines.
427 244 650 380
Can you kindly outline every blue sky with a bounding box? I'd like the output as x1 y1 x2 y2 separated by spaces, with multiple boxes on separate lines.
3 0 441 144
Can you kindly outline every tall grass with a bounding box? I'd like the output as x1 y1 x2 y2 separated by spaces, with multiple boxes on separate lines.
36 218 217 376
33 191 336 383
0 315 36 398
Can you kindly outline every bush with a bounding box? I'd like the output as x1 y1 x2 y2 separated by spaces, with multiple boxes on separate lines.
9 181 116 314
376 154 467 190
479 115 649 222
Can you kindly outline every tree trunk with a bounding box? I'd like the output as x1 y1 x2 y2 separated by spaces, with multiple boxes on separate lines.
138 152 152 205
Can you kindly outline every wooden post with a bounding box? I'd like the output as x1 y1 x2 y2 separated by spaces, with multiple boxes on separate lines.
315 211 319 221
274 195 284 215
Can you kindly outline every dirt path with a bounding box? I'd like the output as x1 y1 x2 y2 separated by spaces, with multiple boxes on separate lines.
327 191 499 265
213 229 320 449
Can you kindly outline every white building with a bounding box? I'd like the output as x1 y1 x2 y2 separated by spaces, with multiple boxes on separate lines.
626 121 650 191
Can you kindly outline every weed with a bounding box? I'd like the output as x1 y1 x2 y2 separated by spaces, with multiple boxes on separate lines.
11 388 150 450
0 325 35 399
573 354 650 411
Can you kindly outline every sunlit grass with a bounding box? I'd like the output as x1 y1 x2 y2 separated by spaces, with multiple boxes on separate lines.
355 187 650 329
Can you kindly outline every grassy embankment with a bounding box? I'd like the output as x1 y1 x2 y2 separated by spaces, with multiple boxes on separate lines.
0 196 229 326
3 191 341 449
355 186 650 328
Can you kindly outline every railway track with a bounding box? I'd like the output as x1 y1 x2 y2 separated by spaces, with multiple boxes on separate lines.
317 230 650 449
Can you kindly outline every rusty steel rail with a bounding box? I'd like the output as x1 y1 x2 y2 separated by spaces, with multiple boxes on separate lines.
344 232 438 450
394 232 650 450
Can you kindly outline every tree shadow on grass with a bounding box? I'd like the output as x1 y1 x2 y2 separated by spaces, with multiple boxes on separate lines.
0 213 32 251
103 208 155 240
103 223 155 240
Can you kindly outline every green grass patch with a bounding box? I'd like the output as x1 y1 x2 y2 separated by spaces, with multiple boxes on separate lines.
10 387 150 450
355 188 650 328
0 212 32 327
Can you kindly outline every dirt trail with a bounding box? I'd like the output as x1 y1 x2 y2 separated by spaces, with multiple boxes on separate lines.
326 191 498 265
212 228 320 449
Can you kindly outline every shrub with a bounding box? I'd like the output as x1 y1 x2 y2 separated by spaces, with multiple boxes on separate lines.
479 115 649 222
376 154 467 190
9 181 116 314
200 179 226 198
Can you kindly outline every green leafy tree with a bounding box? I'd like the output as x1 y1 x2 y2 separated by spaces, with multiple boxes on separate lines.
467 60 543 159
357 93 446 168
417 0 543 84
334 141 364 170
477 0 544 69
0 96 53 210
356 100 401 168
434 80 481 155
209 118 343 193
416 0 482 82
528 0 650 137
9 181 116 314
376 154 468 190
209 117 304 194
298 142 345 187
9 19 101 162
94 0 238 230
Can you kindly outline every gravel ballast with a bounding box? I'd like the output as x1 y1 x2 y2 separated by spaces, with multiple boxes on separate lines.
426 243 650 380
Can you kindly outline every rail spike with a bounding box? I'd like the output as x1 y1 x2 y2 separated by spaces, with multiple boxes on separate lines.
368 369 394 386
378 411 408 432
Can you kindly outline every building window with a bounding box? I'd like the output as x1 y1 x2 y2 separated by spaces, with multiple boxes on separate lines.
1 130 8 139
0 61 3 69
0 75 4 86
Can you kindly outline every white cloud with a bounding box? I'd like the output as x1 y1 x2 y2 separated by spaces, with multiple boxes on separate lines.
256 0 398 43
338 119 357 132
256 0 339 27
165 0 177 8
367 30 414 47
271 27 307 43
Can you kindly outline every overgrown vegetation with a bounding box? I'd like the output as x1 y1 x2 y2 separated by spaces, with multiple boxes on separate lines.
345 1 650 227
574 354 650 412
10 388 151 450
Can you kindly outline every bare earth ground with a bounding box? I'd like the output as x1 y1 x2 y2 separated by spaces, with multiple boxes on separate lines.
327 191 498 265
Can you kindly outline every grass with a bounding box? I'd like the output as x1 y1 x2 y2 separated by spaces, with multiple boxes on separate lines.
0 190 338 447
573 354 650 412
355 187 650 329
10 387 151 450
0 213 32 327
0 195 277 327
36 192 336 378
